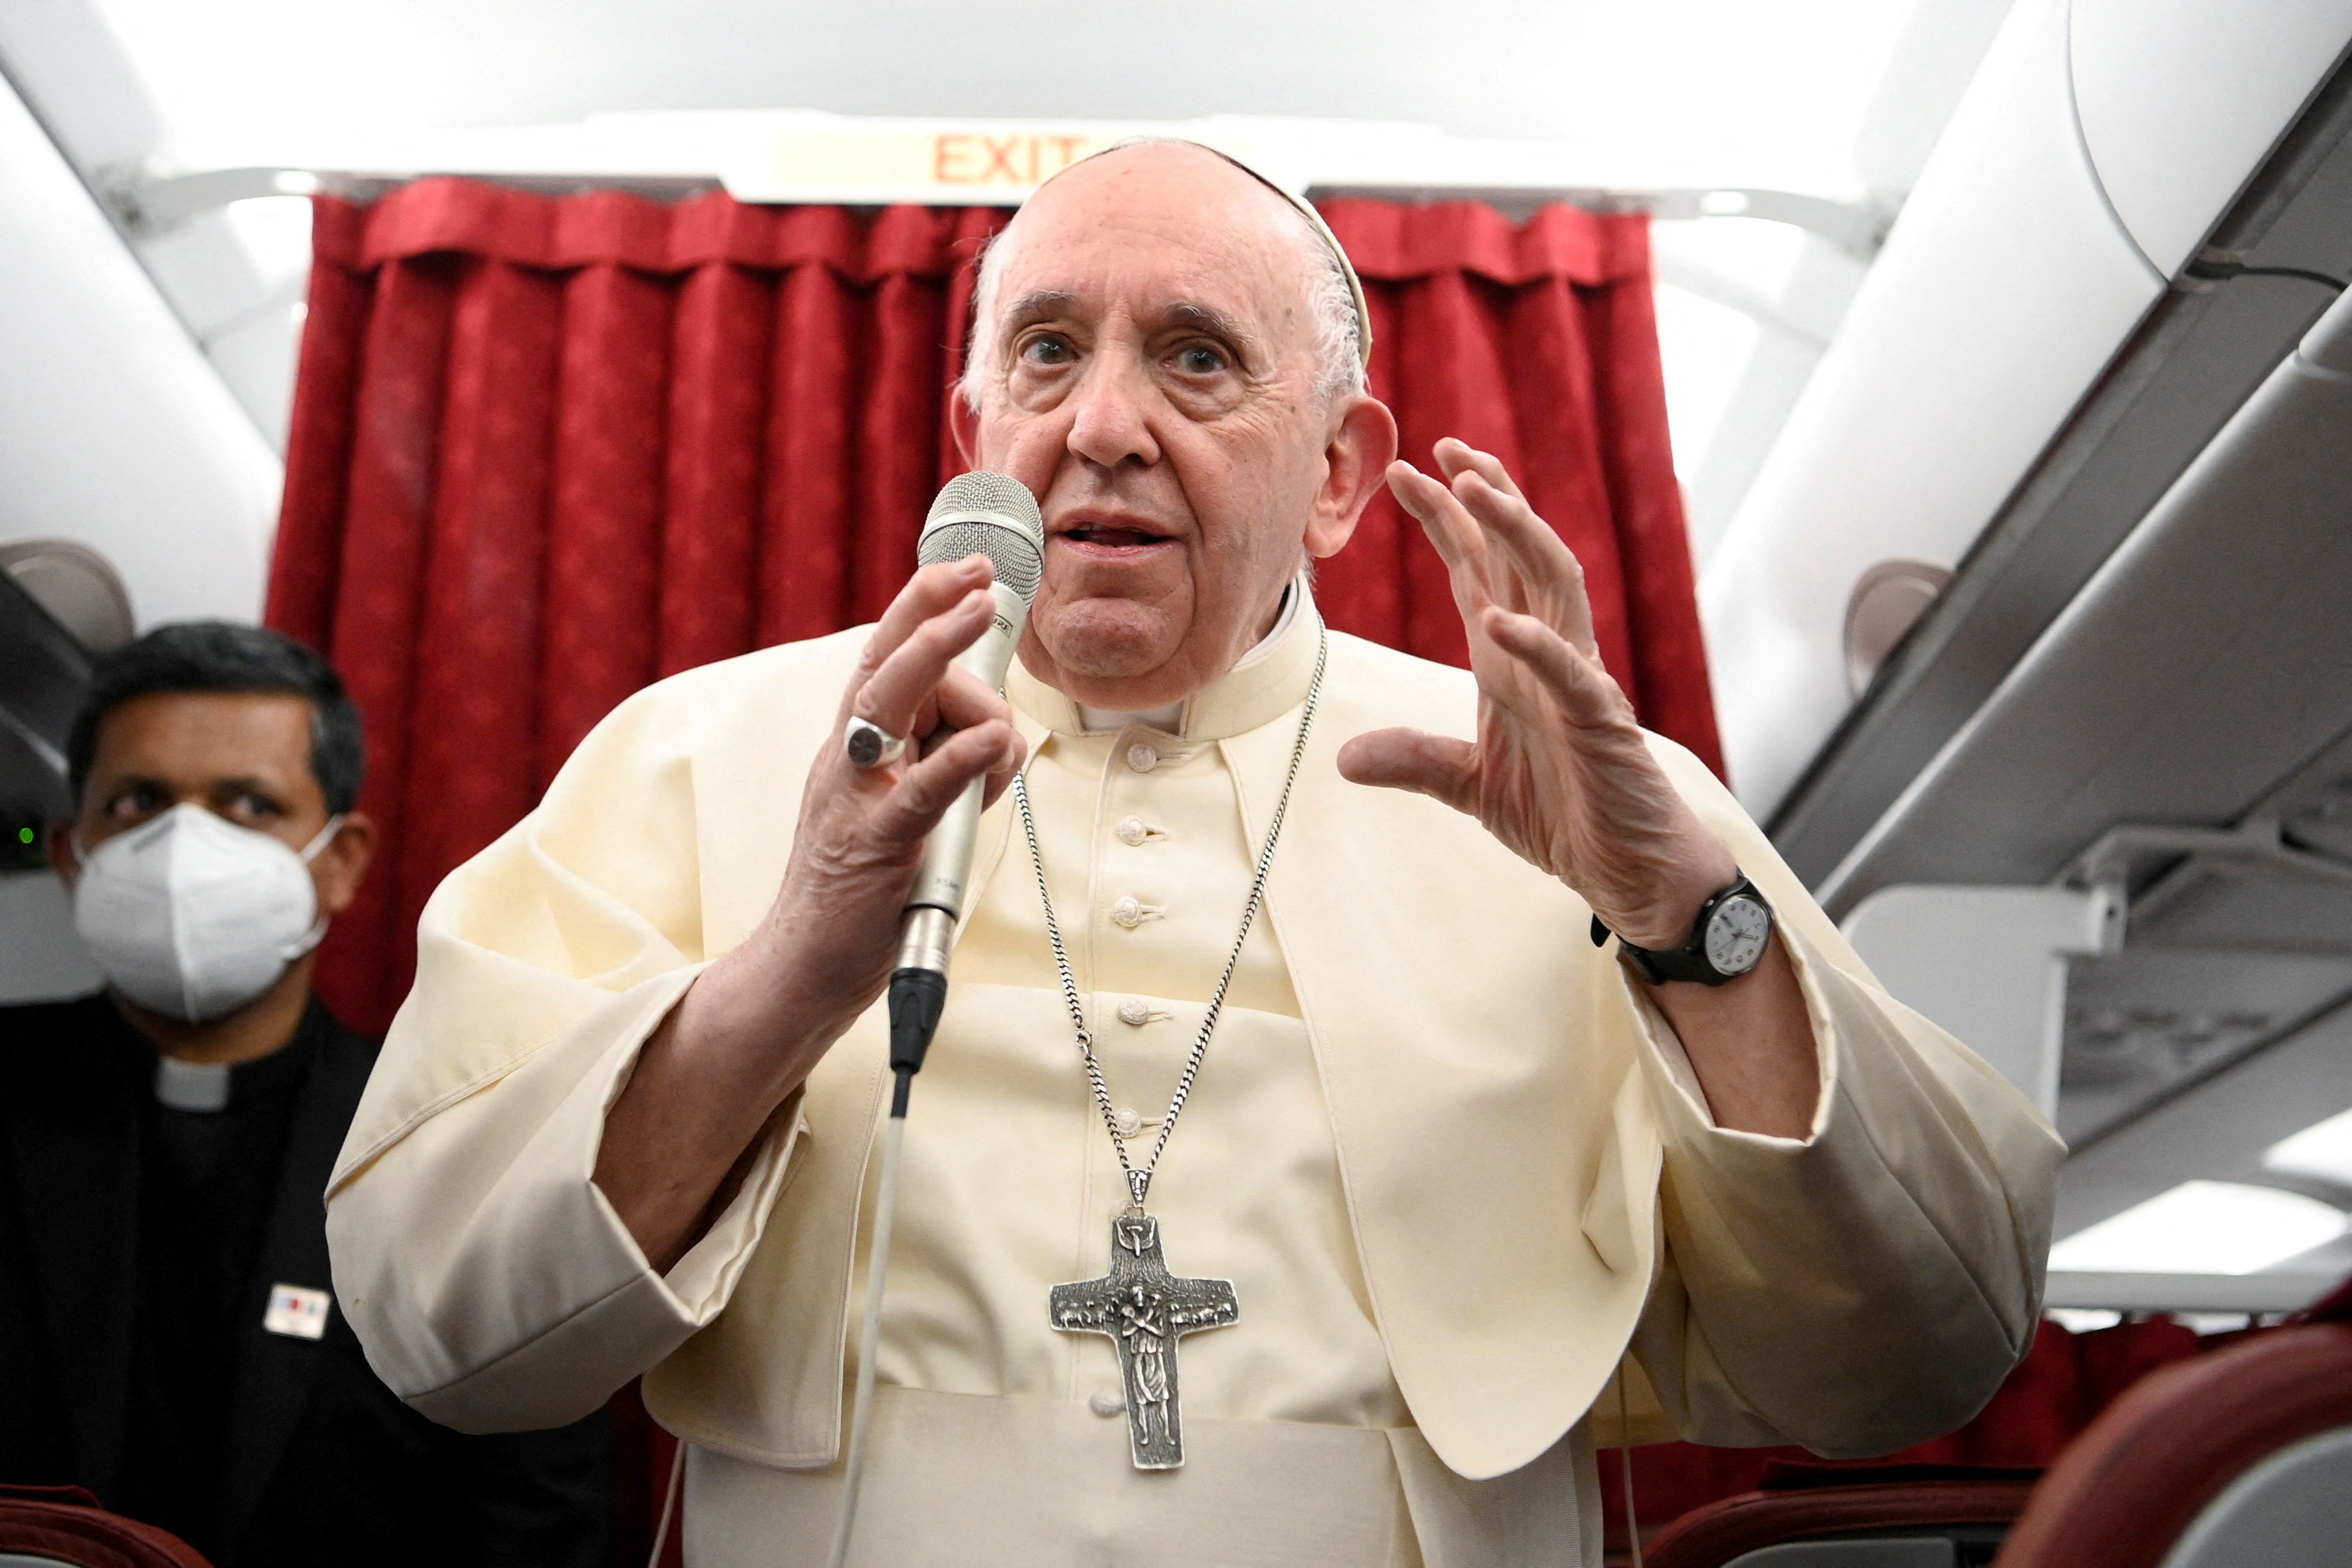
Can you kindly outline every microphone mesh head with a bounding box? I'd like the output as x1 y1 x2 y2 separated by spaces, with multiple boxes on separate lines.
919 471 1046 602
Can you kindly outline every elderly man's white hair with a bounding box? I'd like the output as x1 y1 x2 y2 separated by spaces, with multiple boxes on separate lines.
958 139 1369 414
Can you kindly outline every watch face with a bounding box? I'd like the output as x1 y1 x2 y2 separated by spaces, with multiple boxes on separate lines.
1705 894 1772 976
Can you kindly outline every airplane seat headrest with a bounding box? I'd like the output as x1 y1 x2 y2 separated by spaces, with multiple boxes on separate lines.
1992 1302 2352 1568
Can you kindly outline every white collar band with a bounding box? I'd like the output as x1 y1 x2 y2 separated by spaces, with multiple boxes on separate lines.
154 1054 232 1113
1018 574 1322 743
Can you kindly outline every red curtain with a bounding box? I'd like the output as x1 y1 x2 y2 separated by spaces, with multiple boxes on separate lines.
268 176 1719 1038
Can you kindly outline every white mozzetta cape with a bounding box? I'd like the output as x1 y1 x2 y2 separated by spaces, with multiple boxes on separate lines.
325 616 2060 1489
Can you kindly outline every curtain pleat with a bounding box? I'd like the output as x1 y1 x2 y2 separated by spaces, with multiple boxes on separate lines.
303 250 457 1012
766 259 854 643
543 261 670 781
856 268 952 624
402 256 559 979
660 263 770 676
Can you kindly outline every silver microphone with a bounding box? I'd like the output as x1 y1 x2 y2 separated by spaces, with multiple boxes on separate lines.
889 472 1045 1097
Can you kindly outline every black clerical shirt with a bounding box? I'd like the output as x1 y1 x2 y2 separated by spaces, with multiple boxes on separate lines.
0 992 615 1567
118 1025 314 1551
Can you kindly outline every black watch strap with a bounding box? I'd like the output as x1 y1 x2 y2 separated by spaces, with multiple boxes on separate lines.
1590 873 1772 986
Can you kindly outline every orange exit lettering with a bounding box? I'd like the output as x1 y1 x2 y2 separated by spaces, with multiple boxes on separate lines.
932 133 1095 186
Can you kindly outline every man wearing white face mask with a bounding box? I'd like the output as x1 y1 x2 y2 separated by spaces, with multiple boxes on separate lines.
0 622 617 1568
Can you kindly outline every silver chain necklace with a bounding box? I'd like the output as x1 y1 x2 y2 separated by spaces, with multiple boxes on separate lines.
1019 629 1327 1470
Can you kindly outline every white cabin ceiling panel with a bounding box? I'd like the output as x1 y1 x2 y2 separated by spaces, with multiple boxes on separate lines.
1699 0 2159 814
0 77 281 629
2071 0 2352 278
1760 76 2352 889
90 0 1915 196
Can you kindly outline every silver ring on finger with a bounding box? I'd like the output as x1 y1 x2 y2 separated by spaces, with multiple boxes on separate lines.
844 717 907 769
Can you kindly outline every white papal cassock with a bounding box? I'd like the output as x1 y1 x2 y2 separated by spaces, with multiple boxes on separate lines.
325 588 2061 1568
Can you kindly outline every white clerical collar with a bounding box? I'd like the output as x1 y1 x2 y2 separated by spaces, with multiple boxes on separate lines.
1010 574 1322 743
1072 580 1300 735
155 1054 232 1113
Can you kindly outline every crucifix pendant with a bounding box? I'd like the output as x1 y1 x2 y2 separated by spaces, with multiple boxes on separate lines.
1050 1213 1238 1469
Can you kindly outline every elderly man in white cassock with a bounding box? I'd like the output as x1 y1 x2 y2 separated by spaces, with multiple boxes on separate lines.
326 141 2061 1567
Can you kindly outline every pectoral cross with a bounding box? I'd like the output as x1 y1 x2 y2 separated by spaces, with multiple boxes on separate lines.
1050 1214 1237 1469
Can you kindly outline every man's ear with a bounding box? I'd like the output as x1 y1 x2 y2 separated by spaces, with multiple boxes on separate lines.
949 386 980 470
313 811 378 917
1304 394 1401 560
46 821 80 893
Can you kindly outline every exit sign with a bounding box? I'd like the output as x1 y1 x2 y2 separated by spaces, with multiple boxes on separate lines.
721 119 1265 206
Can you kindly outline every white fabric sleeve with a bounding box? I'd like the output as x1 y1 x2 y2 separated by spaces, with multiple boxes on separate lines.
1609 738 2065 1457
323 661 837 1435
1615 925 2063 1455
327 967 805 1433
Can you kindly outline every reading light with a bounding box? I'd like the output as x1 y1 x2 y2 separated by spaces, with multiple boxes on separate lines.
2047 1180 2348 1276
2265 1105 2352 1187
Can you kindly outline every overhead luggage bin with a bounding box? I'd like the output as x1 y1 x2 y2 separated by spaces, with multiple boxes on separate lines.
1705 0 2352 823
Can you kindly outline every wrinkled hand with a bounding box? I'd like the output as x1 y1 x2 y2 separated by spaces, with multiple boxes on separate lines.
1337 439 1735 949
597 556 1029 1268
759 556 1028 1033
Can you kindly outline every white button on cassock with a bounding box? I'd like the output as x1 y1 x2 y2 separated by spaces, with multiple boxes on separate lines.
1089 1388 1126 1417
1113 1107 1144 1137
1111 896 1144 928
1125 744 1160 774
1116 998 1152 1026
1115 816 1149 846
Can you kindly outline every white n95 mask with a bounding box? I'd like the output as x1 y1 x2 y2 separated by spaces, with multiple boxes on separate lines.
72 803 342 1024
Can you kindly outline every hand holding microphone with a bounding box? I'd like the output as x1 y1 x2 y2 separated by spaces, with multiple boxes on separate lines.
793 471 1044 1109
878 474 1046 1107
841 473 1044 779
592 474 1040 1278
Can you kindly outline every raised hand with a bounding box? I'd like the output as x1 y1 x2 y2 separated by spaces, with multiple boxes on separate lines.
1336 439 1736 950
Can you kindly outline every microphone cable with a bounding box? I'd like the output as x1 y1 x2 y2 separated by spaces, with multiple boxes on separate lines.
823 974 943 1568
827 472 1041 1568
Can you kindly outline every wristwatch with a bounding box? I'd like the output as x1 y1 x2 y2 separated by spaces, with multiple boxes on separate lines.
1590 873 1774 986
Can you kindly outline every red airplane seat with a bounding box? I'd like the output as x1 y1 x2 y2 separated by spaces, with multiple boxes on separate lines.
1639 1461 2040 1568
0 1484 212 1568
1992 1280 2352 1568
